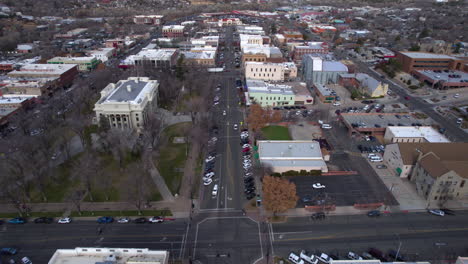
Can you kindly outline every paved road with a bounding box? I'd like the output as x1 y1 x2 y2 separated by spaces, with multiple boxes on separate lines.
199 26 245 211
0 219 187 264
272 211 468 262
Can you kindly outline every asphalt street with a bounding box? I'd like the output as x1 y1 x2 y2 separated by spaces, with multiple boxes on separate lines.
199 26 246 212
0 219 187 264
272 211 468 262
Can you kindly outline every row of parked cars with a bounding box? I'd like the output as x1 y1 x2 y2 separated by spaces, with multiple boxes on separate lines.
289 247 408 264
241 130 256 201
1 216 169 225
0 247 31 264
273 105 307 110
358 144 385 153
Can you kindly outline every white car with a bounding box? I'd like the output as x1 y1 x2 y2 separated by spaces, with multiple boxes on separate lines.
233 124 238 130
348 252 363 260
456 118 463 124
242 144 251 149
21 257 32 264
210 137 218 142
245 172 253 177
203 178 213 186
321 124 332 129
243 160 252 165
428 209 445 216
149 216 164 223
205 172 215 178
58 217 71 224
312 183 326 189
243 163 252 169
117 217 130 223
212 184 218 196
333 102 341 106
223 110 226 115
205 156 215 163
453 93 460 98
213 101 219 106
296 110 301 115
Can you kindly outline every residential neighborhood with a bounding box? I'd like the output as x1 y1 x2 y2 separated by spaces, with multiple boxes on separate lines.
0 0 467 263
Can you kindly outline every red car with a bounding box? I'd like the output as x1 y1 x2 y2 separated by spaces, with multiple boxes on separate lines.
242 148 250 152
404 96 411 100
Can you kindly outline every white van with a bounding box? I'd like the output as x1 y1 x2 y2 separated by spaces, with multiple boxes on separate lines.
212 184 218 196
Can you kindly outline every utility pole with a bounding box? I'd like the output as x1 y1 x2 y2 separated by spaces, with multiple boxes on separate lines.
395 234 402 261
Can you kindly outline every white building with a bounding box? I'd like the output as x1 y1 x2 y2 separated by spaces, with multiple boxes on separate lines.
258 140 328 173
48 247 169 264
245 62 297 82
94 77 159 132
236 25 264 35
122 49 178 68
240 34 264 51
87 48 115 62
384 126 450 144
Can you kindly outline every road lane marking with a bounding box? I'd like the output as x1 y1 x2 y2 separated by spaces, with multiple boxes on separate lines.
273 227 468 242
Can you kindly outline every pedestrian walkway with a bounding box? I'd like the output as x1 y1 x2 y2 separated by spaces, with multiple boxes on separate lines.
180 138 201 199
148 159 175 202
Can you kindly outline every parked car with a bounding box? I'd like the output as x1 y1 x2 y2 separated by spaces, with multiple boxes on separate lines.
312 183 326 189
117 217 130 223
388 250 405 261
203 178 213 186
57 217 71 224
8 218 26 224
212 184 219 196
428 209 445 216
149 216 164 223
367 210 381 217
0 248 18 255
97 216 114 224
134 217 147 223
33 217 53 224
368 248 387 261
321 124 332 129
361 252 374 260
347 252 362 260
441 208 455 215
376 165 387 169
311 212 326 220
21 257 32 264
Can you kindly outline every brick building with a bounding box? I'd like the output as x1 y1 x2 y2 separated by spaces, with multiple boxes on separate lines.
395 52 466 73
133 15 164 25
162 25 185 38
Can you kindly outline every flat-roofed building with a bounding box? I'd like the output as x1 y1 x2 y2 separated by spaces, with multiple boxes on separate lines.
7 64 78 88
94 77 159 132
87 48 115 62
293 42 329 63
245 62 297 82
242 45 284 64
413 70 468 89
246 79 295 107
181 50 216 66
257 140 328 173
240 34 263 51
162 25 185 38
134 15 164 25
48 247 169 264
395 51 465 73
384 126 450 144
121 49 178 68
47 56 100 71
312 83 336 103
303 55 348 85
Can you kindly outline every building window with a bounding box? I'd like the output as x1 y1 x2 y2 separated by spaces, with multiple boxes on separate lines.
461 180 465 188
434 196 438 200
136 117 139 121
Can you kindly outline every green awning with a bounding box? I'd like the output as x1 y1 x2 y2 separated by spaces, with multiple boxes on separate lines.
396 168 402 175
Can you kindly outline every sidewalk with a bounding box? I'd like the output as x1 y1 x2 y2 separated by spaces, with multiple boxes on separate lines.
0 200 190 218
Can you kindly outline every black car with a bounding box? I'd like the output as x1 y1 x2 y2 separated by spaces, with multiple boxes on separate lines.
245 182 255 188
388 250 405 261
244 177 254 183
367 210 381 217
34 217 53 224
357 145 363 152
441 208 455 215
134 217 147 223
311 212 326 220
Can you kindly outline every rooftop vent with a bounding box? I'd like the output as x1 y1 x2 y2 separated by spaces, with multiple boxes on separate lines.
127 85 132 92
288 145 292 149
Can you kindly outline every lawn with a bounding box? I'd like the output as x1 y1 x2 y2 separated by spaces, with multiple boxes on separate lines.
156 122 191 195
261 126 291 140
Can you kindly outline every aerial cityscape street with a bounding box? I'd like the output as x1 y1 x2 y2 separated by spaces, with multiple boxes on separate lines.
0 0 467 263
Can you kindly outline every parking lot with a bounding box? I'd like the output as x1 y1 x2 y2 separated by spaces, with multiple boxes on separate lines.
290 153 398 207
341 113 430 129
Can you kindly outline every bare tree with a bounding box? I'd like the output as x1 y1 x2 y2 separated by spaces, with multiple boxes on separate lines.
142 111 164 149
104 128 138 169
125 163 151 215
71 151 100 202
66 189 86 216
